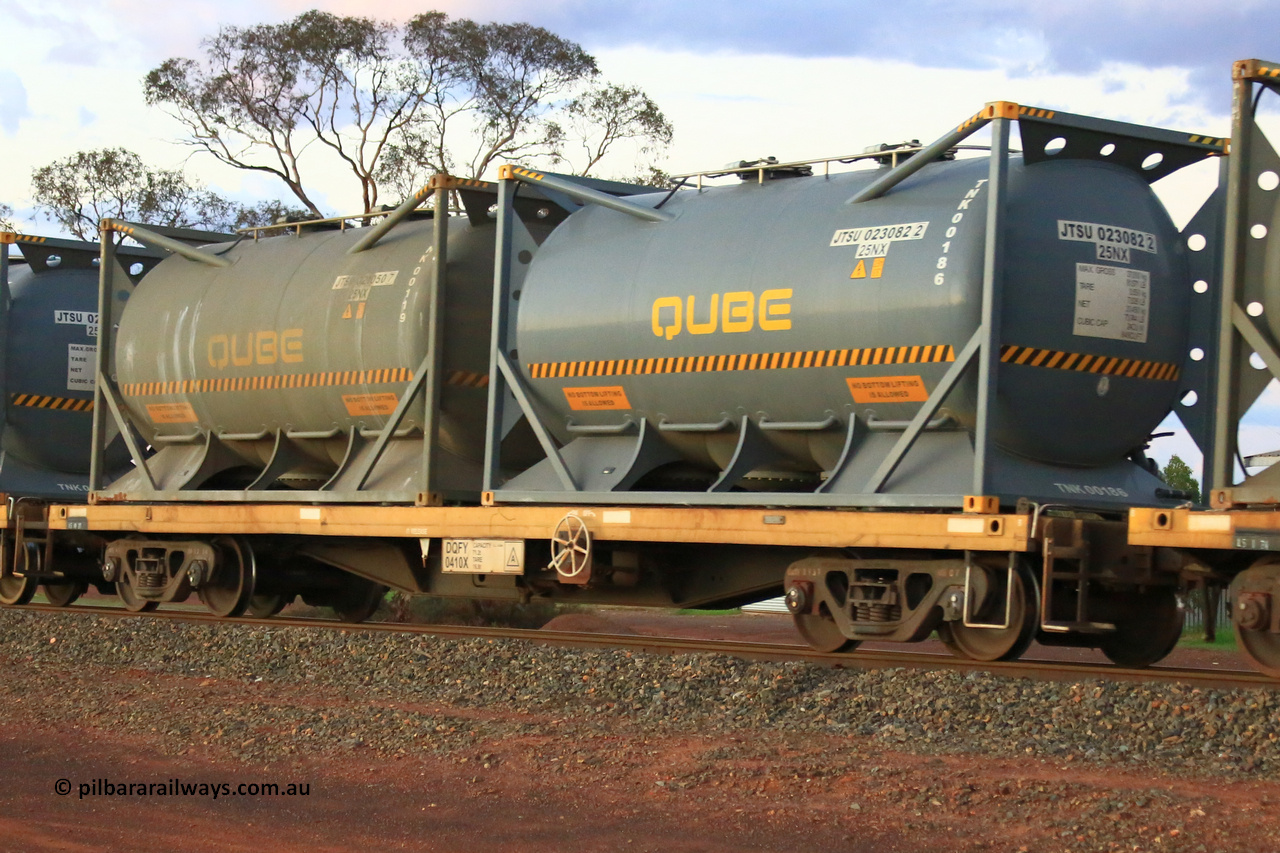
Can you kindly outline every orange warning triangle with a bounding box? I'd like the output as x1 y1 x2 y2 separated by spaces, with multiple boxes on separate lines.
851 260 867 279
342 304 353 319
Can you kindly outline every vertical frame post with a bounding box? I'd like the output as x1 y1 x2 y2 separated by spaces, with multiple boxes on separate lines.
420 186 449 501
89 225 117 492
1196 155 1232 501
972 112 1012 495
482 178 518 493
1210 69 1255 491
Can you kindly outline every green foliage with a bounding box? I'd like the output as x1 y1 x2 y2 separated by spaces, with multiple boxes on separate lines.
145 10 672 215
231 199 313 229
1160 454 1201 503
553 83 674 178
0 202 14 231
1177 631 1237 650
673 608 741 616
29 148 302 240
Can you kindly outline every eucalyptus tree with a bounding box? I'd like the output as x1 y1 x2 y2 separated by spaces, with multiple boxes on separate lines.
144 10 673 216
28 147 291 239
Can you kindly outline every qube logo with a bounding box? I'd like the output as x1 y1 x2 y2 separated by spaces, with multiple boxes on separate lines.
651 289 792 340
206 329 304 369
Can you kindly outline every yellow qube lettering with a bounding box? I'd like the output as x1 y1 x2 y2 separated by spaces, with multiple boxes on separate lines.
205 328 304 369
207 334 229 369
281 329 304 364
230 334 254 367
651 289 791 339
721 292 754 333
686 294 720 335
255 330 278 365
759 288 793 331
651 297 683 340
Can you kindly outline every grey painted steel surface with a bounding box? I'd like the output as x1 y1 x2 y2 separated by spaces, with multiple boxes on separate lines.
112 217 498 495
0 239 138 497
1209 60 1280 499
511 155 1188 502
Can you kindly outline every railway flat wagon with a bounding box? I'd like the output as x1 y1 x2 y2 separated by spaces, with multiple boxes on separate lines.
3 59 1275 675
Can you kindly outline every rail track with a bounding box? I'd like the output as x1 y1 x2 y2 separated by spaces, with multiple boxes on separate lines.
4 601 1273 691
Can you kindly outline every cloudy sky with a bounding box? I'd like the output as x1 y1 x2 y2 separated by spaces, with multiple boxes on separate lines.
3 0 1279 472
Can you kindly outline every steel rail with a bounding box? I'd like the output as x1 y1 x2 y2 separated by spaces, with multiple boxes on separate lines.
2 602 1272 691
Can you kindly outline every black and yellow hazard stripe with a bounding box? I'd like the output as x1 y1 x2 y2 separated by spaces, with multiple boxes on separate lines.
1187 134 1228 149
1242 60 1280 82
11 393 93 412
528 344 956 380
1017 105 1055 120
1 233 45 245
498 165 545 182
956 101 1021 133
120 367 415 397
446 369 489 388
1000 344 1180 381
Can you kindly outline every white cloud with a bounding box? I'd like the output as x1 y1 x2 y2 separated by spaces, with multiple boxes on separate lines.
0 71 30 135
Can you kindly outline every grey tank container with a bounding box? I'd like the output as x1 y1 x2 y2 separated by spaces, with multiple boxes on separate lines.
0 238 137 498
506 156 1188 504
112 216 506 496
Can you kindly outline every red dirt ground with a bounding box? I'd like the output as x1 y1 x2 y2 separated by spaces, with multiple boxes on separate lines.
1 610 1275 852
555 609 1253 672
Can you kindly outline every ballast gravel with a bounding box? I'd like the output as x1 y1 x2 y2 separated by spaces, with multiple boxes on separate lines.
0 609 1276 777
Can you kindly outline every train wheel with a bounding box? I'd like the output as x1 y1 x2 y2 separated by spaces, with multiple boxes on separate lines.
793 607 860 653
939 562 1039 662
115 579 158 612
0 574 36 606
43 581 87 608
199 538 257 618
1099 587 1183 668
333 580 387 624
1235 622 1280 678
1228 557 1280 678
0 534 35 606
246 594 289 619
